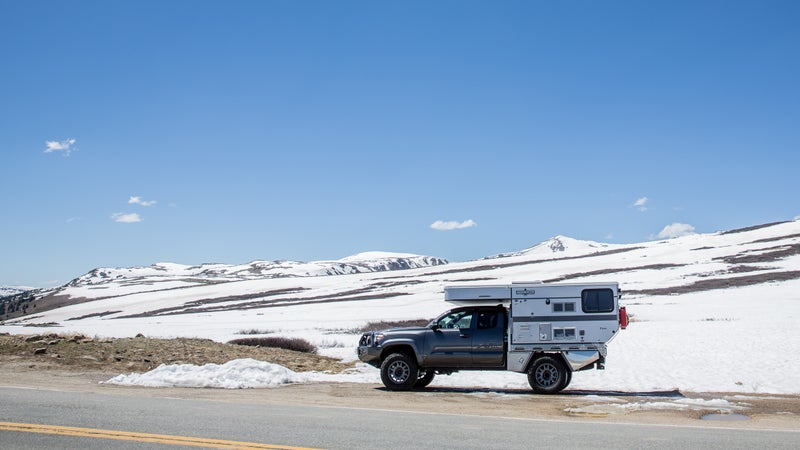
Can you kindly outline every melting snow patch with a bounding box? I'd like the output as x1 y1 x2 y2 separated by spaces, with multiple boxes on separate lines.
103 358 381 388
104 358 302 389
702 413 749 421
466 391 517 400
566 397 745 416
581 395 628 403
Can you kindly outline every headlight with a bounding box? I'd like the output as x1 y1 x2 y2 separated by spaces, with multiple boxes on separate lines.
374 333 385 345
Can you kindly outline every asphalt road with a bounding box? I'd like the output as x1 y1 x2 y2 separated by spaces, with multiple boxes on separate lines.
1 386 798 449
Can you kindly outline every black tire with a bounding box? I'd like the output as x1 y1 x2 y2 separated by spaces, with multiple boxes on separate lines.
562 368 572 390
380 353 419 391
527 356 568 394
414 369 435 389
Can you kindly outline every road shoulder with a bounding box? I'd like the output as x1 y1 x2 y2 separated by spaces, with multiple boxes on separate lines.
1 363 797 431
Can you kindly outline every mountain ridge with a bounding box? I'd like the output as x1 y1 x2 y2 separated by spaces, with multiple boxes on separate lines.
2 219 799 331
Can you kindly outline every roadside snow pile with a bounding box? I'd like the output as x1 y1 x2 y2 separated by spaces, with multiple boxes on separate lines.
104 358 301 388
565 398 747 415
104 358 379 388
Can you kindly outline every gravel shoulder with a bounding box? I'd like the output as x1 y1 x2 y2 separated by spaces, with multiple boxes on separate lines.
1 333 798 431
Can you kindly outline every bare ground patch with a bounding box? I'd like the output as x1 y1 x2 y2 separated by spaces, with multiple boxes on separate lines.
0 333 353 374
627 270 800 296
713 242 800 265
117 287 410 318
543 264 684 283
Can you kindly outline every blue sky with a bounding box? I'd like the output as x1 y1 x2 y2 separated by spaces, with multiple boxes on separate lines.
2 1 799 287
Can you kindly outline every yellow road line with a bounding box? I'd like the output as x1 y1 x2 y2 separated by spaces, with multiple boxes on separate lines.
0 421 318 450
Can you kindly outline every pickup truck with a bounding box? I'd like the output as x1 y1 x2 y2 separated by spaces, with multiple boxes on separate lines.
358 282 626 394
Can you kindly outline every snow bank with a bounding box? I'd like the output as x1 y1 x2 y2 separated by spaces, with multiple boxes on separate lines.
104 358 379 388
565 397 746 415
104 358 301 389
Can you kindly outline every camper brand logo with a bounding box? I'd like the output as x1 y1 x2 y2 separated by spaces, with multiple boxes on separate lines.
515 288 535 296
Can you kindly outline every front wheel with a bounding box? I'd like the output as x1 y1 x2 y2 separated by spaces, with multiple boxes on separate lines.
528 356 568 394
380 353 418 391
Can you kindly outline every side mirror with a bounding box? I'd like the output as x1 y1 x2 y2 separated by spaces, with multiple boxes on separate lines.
429 322 440 331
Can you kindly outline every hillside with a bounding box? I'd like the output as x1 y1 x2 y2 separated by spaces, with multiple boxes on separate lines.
0 286 32 298
2 220 798 332
0 252 448 320
1 219 799 394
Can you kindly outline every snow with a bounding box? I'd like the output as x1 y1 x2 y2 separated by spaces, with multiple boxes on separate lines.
337 251 420 262
103 358 379 388
3 220 800 396
565 398 747 415
0 286 33 297
104 359 301 389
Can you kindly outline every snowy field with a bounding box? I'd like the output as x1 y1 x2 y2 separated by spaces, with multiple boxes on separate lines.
3 221 799 395
99 280 800 395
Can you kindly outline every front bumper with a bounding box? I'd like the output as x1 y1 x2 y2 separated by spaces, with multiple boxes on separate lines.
357 333 381 368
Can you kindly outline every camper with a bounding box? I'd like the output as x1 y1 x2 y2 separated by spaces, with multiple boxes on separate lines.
358 282 627 393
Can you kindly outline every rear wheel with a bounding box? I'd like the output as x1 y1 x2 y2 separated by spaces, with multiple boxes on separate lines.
528 356 568 394
380 353 418 391
414 369 435 389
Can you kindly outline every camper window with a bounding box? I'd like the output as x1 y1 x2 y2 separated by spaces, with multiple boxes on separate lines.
581 288 614 313
553 302 576 313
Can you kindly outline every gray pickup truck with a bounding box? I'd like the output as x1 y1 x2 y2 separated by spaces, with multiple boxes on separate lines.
357 282 626 394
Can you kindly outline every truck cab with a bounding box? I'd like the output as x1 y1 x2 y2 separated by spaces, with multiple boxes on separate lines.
423 306 507 369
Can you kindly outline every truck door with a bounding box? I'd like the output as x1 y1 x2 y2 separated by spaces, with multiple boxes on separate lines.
471 309 505 367
423 309 475 367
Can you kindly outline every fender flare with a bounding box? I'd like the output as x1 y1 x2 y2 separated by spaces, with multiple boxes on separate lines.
379 339 423 366
524 352 572 373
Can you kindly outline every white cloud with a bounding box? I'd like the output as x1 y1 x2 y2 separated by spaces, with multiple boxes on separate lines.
633 197 648 212
430 219 476 231
112 213 142 223
129 196 157 207
657 223 696 239
45 138 77 156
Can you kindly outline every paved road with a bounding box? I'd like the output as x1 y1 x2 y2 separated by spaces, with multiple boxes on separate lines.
1 386 797 449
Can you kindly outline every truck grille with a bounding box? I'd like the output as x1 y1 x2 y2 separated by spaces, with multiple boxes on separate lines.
359 333 373 347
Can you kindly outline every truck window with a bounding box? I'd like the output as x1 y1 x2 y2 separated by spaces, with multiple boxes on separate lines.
438 311 473 329
581 289 614 313
476 311 498 329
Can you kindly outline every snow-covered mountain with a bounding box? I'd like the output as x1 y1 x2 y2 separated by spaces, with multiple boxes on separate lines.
0 286 32 298
0 251 449 320
486 235 620 259
66 252 448 289
2 219 799 394
3 219 797 326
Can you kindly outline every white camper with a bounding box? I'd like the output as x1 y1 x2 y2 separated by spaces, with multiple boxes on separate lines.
445 281 625 373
